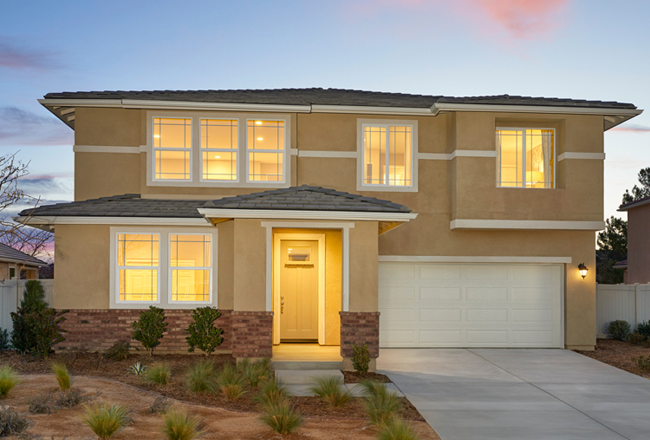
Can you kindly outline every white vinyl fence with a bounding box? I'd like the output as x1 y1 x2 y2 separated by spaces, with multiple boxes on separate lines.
0 280 54 332
597 283 650 337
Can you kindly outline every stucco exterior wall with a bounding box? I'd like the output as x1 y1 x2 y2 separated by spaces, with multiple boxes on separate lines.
627 204 650 284
349 221 379 312
232 219 267 312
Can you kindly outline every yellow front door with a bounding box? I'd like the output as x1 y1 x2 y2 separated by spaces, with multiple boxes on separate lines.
280 240 319 341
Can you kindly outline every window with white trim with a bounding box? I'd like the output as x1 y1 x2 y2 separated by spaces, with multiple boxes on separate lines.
361 123 413 188
247 119 285 182
201 119 238 181
496 128 555 188
117 233 160 302
170 234 211 302
153 118 192 180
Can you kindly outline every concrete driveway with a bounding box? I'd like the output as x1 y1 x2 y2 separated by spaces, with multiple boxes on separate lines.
378 348 650 440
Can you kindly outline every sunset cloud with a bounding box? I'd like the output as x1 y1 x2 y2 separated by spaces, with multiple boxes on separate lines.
0 37 58 70
610 124 650 133
0 107 73 146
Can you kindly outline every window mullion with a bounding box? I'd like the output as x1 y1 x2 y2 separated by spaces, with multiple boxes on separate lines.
384 126 390 186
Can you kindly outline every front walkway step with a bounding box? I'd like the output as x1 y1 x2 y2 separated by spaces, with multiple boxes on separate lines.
272 361 343 370
275 369 344 385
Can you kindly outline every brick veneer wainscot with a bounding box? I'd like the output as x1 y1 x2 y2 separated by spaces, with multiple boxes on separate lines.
56 309 232 352
231 311 273 358
340 311 380 358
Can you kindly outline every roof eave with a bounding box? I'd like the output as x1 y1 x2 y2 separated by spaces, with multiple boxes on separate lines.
0 257 48 267
198 208 418 222
618 197 650 211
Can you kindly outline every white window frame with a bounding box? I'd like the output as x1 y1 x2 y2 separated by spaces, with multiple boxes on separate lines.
245 118 288 185
115 232 161 305
152 118 193 182
199 118 240 183
146 112 291 188
356 118 418 192
168 232 213 305
496 127 556 190
110 226 218 309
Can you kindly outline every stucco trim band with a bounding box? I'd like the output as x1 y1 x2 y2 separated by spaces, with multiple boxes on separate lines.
418 150 498 160
379 255 573 264
199 209 418 222
558 152 606 161
450 219 606 230
73 145 141 154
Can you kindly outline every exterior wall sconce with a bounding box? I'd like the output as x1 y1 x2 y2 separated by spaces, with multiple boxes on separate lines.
578 263 588 279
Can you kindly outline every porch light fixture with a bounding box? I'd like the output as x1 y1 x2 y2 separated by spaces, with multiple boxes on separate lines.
578 263 588 279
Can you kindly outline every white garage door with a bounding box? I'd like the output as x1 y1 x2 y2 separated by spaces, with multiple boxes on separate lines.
378 262 563 348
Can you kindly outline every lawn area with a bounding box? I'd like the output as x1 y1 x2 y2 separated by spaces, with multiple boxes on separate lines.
575 338 650 377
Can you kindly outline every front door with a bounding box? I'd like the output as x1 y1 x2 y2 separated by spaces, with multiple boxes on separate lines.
280 240 319 341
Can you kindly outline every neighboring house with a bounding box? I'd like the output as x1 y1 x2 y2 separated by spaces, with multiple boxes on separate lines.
0 243 47 280
617 195 650 283
17 88 641 365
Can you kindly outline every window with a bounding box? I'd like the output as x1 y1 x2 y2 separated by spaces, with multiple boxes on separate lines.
361 123 413 187
153 118 192 180
496 128 555 188
247 120 285 182
201 119 238 181
117 234 159 302
170 234 211 302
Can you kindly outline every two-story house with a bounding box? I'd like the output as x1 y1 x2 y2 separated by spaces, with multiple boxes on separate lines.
19 89 641 368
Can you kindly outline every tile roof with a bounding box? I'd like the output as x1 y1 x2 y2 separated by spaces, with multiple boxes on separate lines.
0 243 47 266
619 194 650 211
204 185 411 212
42 88 638 110
614 260 628 268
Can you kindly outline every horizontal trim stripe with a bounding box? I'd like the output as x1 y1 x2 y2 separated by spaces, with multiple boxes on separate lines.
199 208 418 222
73 145 141 154
450 219 605 230
379 255 572 264
418 150 498 160
558 152 606 161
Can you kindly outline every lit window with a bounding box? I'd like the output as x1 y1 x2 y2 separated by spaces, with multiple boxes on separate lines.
496 129 555 188
201 119 238 181
247 120 285 182
170 234 211 302
363 124 412 187
153 118 191 180
117 234 159 302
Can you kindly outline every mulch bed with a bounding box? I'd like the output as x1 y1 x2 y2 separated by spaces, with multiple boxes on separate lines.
574 338 650 377
342 371 391 383
0 351 424 421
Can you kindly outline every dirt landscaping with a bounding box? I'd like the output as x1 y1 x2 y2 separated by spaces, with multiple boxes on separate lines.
0 352 440 439
574 338 650 377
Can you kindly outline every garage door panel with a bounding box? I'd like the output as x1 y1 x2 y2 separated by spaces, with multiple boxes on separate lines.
379 262 562 348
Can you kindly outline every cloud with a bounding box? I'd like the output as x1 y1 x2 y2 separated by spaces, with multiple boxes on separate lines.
610 124 650 133
0 37 59 70
0 107 73 146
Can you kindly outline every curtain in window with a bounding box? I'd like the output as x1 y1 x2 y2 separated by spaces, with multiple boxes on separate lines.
541 130 553 188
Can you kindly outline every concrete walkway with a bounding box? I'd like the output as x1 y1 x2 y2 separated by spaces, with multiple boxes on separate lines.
378 348 650 440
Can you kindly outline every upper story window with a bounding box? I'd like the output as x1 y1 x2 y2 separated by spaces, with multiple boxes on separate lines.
200 119 238 181
247 120 285 182
360 122 414 190
153 118 192 180
496 128 555 189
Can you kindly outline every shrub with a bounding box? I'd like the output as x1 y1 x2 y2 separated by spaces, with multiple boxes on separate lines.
352 343 371 375
260 400 303 435
607 320 631 341
82 404 132 439
378 417 420 440
254 379 289 407
146 364 172 386
185 360 217 393
57 389 99 409
104 341 132 361
359 380 403 427
634 355 650 373
129 362 147 376
162 410 202 440
627 332 646 345
216 363 246 400
29 391 56 414
637 321 650 340
52 363 71 391
0 330 11 352
0 404 29 436
11 280 67 358
238 358 272 388
132 306 168 356
309 376 351 408
185 307 224 356
150 396 173 414
0 366 20 398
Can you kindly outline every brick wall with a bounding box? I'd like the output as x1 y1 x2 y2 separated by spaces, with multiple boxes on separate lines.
231 311 273 358
56 309 232 353
340 311 380 358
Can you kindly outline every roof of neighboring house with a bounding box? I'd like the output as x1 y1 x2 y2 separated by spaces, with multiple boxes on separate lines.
0 243 48 266
614 259 628 269
204 185 412 212
42 88 638 110
619 195 650 211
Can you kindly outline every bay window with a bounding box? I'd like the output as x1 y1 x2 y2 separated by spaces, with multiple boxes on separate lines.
496 128 555 188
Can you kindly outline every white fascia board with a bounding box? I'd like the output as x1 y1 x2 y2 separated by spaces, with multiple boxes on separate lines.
38 98 123 107
379 255 572 264
558 152 606 161
450 219 605 230
311 104 433 116
17 216 212 227
199 208 418 222
433 102 643 117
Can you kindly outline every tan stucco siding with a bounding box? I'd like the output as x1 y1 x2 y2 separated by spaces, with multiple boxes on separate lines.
349 221 379 312
75 108 144 146
232 219 267 312
75 152 141 201
216 221 234 310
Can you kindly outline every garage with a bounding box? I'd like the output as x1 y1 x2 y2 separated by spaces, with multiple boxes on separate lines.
378 262 563 348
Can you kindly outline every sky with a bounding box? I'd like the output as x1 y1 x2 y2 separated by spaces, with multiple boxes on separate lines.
0 0 649 227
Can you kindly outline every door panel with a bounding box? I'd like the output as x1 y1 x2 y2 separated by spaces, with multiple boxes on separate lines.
280 240 319 341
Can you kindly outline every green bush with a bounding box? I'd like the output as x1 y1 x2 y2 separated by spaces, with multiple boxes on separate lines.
0 330 11 352
238 358 272 388
627 332 646 345
216 363 246 400
146 364 172 386
104 341 132 361
82 403 132 439
309 376 351 408
634 355 650 372
185 307 224 356
11 280 67 358
352 343 370 375
162 409 202 440
0 404 29 436
132 306 168 356
259 400 303 435
359 380 403 427
52 362 71 391
254 379 288 407
378 417 421 440
608 320 631 341
185 360 217 393
637 321 650 340
0 366 19 398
